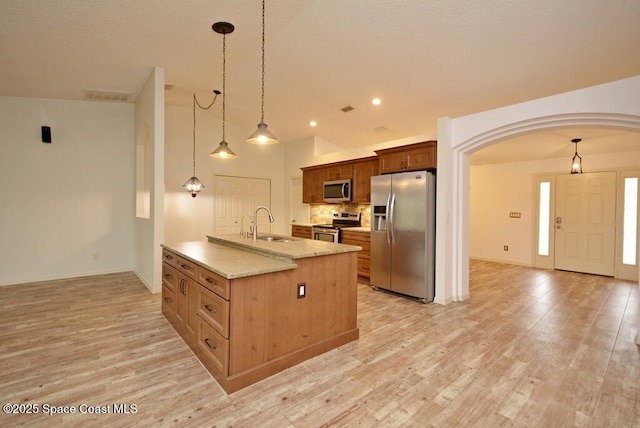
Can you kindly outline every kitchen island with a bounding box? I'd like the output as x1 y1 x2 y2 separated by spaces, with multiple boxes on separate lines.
161 234 361 393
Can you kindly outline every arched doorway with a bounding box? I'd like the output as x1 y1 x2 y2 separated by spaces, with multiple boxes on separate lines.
434 75 640 305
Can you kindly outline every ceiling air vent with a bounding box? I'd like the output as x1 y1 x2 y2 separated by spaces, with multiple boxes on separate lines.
83 89 132 102
341 105 354 113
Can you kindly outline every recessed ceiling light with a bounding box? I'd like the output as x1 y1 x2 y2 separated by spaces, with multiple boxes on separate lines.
372 98 381 105
309 121 317 127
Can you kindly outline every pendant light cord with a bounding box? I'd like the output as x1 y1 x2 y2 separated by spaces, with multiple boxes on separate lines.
222 32 227 141
192 90 220 174
260 0 265 123
192 93 196 175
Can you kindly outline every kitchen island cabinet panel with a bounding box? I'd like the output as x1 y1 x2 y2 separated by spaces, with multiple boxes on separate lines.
161 238 360 393
197 266 229 300
176 273 199 343
197 318 229 378
198 285 230 338
308 253 358 339
229 269 312 375
162 284 177 319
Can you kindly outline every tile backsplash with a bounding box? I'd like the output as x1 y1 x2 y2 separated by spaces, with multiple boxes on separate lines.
310 203 371 228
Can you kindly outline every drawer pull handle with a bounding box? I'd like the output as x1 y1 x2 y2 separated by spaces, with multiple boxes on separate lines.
164 297 172 303
164 273 171 279
204 304 218 314
180 264 191 270
164 255 174 260
204 338 217 349
205 277 218 286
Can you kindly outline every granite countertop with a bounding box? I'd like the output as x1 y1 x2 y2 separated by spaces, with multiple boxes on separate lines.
207 234 362 260
162 234 362 280
161 240 297 279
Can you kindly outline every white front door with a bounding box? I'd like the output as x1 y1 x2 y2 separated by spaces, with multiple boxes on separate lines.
554 171 616 276
213 175 271 236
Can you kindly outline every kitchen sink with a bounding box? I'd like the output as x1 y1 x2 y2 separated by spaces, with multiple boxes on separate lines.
257 235 296 243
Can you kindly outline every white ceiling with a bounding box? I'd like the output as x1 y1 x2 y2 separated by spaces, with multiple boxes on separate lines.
1 0 639 162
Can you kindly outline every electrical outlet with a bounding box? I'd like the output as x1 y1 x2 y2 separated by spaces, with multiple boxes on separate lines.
297 283 306 298
504 245 509 251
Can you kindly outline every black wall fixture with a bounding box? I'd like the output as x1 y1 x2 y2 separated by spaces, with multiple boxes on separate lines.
41 126 51 143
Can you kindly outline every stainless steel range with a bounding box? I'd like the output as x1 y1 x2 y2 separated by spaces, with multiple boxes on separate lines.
312 212 361 243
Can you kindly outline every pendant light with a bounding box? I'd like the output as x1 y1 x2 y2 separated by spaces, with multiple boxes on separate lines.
210 22 237 159
570 138 583 174
183 93 205 197
247 0 279 145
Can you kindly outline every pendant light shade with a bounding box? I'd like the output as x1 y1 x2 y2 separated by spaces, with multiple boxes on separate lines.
247 122 278 145
210 21 238 159
570 138 583 174
210 140 236 158
247 0 278 145
183 176 204 197
183 93 205 197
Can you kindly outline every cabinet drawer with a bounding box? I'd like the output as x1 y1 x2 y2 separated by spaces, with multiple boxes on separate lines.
162 263 178 293
162 284 177 317
197 317 229 377
291 225 312 239
199 285 230 338
175 255 197 279
162 248 178 268
197 267 230 300
357 256 371 277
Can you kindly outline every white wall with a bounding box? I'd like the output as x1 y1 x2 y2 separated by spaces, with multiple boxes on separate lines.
133 68 165 293
163 104 286 243
0 96 134 285
470 150 640 265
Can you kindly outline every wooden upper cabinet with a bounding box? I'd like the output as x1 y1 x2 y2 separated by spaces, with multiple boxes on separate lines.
302 156 377 204
352 157 378 203
302 167 326 204
325 163 353 181
375 140 437 174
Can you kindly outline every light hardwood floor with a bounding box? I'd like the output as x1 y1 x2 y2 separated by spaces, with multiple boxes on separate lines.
1 261 638 427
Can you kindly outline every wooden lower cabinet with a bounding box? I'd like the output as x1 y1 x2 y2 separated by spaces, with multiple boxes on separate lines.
161 247 359 394
341 230 371 280
291 224 313 239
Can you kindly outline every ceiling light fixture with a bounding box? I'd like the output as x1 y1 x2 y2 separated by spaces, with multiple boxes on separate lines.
247 0 278 145
372 98 381 105
210 22 237 159
570 138 583 174
183 93 208 197
309 120 317 127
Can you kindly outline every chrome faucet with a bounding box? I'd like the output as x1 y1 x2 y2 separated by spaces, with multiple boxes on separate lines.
253 206 275 240
240 215 253 239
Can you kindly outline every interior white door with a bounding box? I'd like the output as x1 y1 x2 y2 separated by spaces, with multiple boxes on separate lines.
213 176 271 236
289 177 309 225
554 171 616 276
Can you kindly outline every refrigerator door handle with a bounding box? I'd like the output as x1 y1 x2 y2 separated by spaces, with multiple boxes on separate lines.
384 193 392 244
389 193 396 243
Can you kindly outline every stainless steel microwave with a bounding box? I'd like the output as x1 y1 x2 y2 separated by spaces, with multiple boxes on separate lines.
323 179 352 203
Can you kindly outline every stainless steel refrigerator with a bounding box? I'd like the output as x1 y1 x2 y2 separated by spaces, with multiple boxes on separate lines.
370 170 435 302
